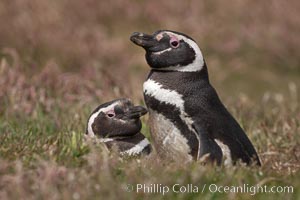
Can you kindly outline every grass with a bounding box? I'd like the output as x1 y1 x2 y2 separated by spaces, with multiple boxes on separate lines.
0 1 300 199
0 57 299 200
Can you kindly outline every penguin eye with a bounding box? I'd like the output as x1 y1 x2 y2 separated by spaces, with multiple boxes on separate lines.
170 37 179 48
106 111 115 118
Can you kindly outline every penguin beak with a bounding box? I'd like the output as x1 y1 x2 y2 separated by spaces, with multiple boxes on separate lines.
125 106 148 119
130 32 157 49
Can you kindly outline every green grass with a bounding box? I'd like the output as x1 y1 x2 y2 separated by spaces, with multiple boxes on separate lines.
0 87 299 199
0 52 299 200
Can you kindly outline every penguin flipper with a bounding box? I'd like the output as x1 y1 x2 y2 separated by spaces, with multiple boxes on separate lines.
192 86 261 166
192 123 223 165
212 111 261 166
194 115 261 166
217 128 261 166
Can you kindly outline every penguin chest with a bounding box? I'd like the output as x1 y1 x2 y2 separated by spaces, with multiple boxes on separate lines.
143 78 199 161
148 109 193 162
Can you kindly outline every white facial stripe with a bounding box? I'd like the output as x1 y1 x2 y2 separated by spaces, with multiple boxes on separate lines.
215 139 232 166
156 33 163 41
157 31 204 72
143 79 201 158
87 101 119 137
152 47 172 55
120 138 150 156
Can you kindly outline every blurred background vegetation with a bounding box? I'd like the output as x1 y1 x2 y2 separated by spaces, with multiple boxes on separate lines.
1 0 299 115
0 1 299 199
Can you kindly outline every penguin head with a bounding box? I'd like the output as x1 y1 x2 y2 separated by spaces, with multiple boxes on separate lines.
130 30 205 72
86 98 148 139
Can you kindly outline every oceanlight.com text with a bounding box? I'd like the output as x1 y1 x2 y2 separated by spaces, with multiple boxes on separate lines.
124 183 294 196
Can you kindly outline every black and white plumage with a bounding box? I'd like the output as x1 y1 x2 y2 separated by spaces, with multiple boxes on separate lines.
86 98 151 156
130 30 261 165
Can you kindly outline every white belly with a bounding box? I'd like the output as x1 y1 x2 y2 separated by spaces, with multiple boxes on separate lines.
149 109 193 162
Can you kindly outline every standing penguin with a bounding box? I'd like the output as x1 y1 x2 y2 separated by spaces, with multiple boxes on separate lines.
130 30 260 165
86 98 151 156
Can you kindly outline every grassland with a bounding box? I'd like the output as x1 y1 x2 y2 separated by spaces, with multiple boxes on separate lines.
0 1 299 199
